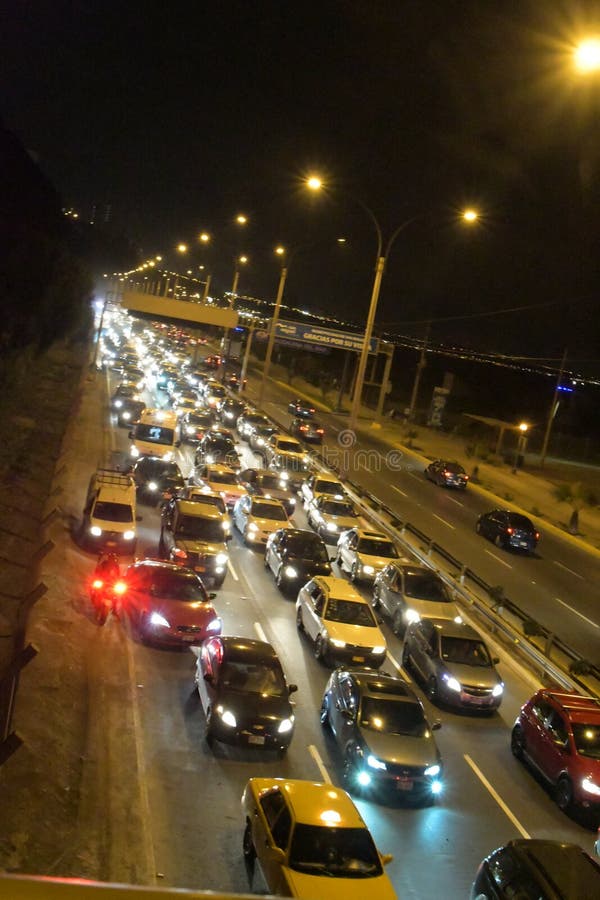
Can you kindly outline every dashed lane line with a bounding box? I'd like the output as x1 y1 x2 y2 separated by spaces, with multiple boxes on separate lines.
447 495 464 507
392 485 408 498
228 559 239 581
553 560 584 580
433 513 455 529
555 597 599 629
484 549 513 569
254 621 268 643
464 754 530 839
308 745 332 784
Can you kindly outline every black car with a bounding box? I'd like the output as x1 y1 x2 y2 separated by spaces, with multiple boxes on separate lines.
111 383 140 408
194 431 241 470
130 457 186 503
290 417 325 444
248 422 277 452
265 528 332 593
115 396 145 428
425 459 468 489
470 839 600 899
288 397 315 418
320 669 443 802
238 467 297 516
476 509 539 553
193 635 297 755
181 410 215 443
217 398 247 426
237 412 271 441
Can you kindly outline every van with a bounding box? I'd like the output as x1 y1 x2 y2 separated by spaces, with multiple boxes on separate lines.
81 469 137 553
129 408 179 461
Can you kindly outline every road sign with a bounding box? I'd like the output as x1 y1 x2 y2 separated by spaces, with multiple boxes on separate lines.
274 319 378 353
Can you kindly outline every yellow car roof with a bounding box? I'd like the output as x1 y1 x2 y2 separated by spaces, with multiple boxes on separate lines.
251 779 365 828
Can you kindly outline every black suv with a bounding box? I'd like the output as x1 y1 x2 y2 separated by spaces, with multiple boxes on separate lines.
194 431 241 470
476 509 539 553
131 457 186 504
265 528 332 593
159 497 230 588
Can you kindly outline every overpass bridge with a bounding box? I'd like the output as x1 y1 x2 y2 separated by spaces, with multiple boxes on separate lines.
117 289 239 330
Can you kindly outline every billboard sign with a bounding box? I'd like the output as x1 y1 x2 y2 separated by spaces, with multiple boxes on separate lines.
274 319 378 353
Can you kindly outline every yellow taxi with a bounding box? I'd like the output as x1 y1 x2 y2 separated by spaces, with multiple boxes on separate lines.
241 778 396 899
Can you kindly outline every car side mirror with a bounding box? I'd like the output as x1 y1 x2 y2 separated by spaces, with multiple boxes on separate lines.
267 846 286 864
128 431 134 439
381 853 393 867
226 534 232 542
136 515 142 522
208 592 217 600
432 720 442 731
330 557 337 563
288 684 298 695
203 672 213 684
492 657 500 665
425 646 434 657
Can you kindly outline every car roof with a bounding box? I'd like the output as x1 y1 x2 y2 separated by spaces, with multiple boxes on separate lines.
427 618 482 640
175 498 222 519
283 528 324 541
493 840 600 894
250 496 286 509
218 636 279 664
312 576 364 601
317 493 352 505
344 669 418 701
540 691 600 723
205 464 238 474
249 779 365 828
355 528 392 540
129 559 189 575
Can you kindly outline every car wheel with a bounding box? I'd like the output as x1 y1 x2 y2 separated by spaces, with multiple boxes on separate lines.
263 552 270 570
296 607 304 631
205 708 215 748
350 563 359 583
372 587 381 610
427 677 439 704
401 643 412 670
475 520 482 535
275 567 284 590
319 696 330 726
242 821 256 862
392 609 406 637
342 750 360 794
555 776 574 812
242 527 249 546
494 534 505 549
335 551 343 568
511 725 525 759
314 633 328 663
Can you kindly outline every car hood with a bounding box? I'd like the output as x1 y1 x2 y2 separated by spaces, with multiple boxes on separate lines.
441 661 501 689
358 554 396 571
218 689 293 722
325 621 386 649
406 599 461 621
208 482 245 495
177 540 227 555
284 867 396 900
323 514 358 530
251 517 291 532
154 599 219 626
360 728 439 768
288 558 332 576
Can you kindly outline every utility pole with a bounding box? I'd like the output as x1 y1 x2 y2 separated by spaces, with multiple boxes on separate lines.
407 322 430 422
540 347 568 467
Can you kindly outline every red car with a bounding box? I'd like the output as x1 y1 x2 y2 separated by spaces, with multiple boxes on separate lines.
119 559 222 646
511 690 600 816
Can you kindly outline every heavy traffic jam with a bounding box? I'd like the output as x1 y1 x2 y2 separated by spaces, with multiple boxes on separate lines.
82 309 600 899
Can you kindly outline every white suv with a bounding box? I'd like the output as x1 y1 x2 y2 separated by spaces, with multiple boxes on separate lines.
336 527 399 583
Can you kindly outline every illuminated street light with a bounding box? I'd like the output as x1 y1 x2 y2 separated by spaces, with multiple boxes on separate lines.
177 243 188 253
199 232 210 243
236 214 248 225
574 37 600 73
463 209 479 223
230 254 249 305
512 422 529 474
306 175 322 191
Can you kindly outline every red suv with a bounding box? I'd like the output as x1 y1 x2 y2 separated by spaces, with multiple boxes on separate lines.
511 690 600 816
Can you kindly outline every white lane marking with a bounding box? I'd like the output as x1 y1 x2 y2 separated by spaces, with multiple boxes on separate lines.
484 549 513 569
125 639 158 883
433 513 455 530
308 745 332 784
392 485 408 498
447 495 464 507
553 560 584 581
385 651 412 683
254 621 268 643
555 597 600 629
227 560 239 581
464 754 530 840
328 424 340 432
406 471 422 481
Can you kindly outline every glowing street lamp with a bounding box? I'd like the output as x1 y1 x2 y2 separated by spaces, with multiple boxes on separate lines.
574 37 600 73
176 243 188 253
463 208 479 223
230 254 249 305
236 214 248 225
512 422 529 474
199 232 210 244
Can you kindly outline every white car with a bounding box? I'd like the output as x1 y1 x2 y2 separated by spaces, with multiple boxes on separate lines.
300 474 346 508
306 494 362 543
296 576 387 668
233 495 291 545
336 527 400 583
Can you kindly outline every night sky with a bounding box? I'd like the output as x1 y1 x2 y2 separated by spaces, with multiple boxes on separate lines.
3 1 600 372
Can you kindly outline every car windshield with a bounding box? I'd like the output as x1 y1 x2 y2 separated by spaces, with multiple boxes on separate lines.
208 386 225 397
571 723 600 759
146 570 208 601
220 661 286 696
208 471 239 485
441 637 492 667
209 439 236 453
277 440 303 453
360 697 429 737
508 514 535 531
177 516 224 542
252 502 287 521
289 824 383 878
324 599 377 627
93 501 133 523
404 572 449 602
187 413 213 426
190 493 226 513
358 538 398 558
287 536 329 561
259 475 284 490
316 480 344 494
445 463 465 474
135 424 174 445
322 500 355 517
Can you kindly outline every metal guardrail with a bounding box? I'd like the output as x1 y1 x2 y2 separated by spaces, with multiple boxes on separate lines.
249 391 600 699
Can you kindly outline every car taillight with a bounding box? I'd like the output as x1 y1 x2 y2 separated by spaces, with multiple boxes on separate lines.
92 578 104 590
535 532 540 540
506 527 513 534
316 429 324 434
113 581 127 595
173 547 188 560
443 470 450 477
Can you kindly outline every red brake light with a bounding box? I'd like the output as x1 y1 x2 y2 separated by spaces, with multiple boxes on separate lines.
535 532 540 540
506 527 513 534
316 429 324 434
113 580 127 595
443 470 450 477
92 578 104 590
173 548 188 559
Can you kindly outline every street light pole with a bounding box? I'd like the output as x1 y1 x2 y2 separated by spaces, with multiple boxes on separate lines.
259 261 288 406
540 347 568 468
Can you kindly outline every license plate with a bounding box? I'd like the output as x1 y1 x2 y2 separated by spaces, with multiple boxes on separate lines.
352 656 365 663
106 541 117 547
469 695 488 705
248 735 265 745
519 541 529 548
194 566 206 572
181 635 197 642
396 778 413 791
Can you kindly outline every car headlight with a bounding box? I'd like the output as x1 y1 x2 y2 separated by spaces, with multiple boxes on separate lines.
150 612 170 628
444 675 462 692
215 552 229 566
130 446 140 457
330 638 346 648
256 437 265 446
284 565 298 578
218 708 237 728
405 608 420 624
206 617 222 634
115 399 123 408
248 522 259 532
187 426 195 435
582 777 600 796
206 454 215 464
431 780 443 795
123 530 135 540
277 717 295 734
367 755 387 771
279 471 289 480
222 521 231 533
148 481 158 491
371 645 386 655
326 522 338 532
122 411 131 420
492 683 504 697
424 764 441 777
225 412 234 419
362 564 375 575
453 615 463 624
163 451 174 462
288 496 296 504
90 525 102 537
